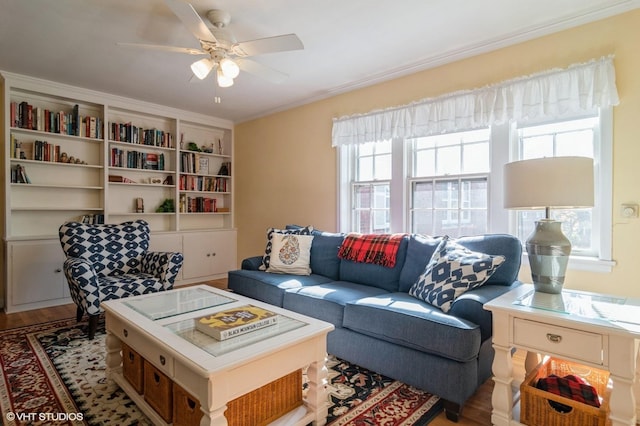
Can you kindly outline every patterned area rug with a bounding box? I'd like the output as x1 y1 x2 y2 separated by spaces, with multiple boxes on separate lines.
0 318 441 425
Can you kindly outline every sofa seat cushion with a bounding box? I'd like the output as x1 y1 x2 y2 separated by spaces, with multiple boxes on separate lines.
283 281 390 327
227 270 332 307
343 292 481 362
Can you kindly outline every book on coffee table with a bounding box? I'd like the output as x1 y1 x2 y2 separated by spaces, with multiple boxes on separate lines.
195 305 278 340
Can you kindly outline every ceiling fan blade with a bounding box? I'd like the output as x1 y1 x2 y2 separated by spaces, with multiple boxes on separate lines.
232 34 303 57
117 42 206 55
163 0 218 43
236 58 289 84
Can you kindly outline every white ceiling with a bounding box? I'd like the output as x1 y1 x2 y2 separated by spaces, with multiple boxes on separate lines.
1 0 638 123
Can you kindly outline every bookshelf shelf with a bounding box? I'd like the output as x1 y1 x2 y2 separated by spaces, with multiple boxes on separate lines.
2 71 235 313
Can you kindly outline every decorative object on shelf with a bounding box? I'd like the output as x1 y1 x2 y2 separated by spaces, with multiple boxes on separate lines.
218 162 230 176
156 198 175 213
163 175 174 186
149 177 163 184
187 142 200 152
504 156 594 294
135 197 144 213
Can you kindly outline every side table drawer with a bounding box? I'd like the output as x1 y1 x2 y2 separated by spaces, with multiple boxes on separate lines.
513 318 603 365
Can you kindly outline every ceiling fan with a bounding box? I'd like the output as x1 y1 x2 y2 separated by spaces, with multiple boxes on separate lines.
118 0 304 88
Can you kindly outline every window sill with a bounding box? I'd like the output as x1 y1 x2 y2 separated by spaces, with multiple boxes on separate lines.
522 253 615 273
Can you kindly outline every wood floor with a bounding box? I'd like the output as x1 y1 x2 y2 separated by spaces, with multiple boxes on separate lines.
0 278 493 425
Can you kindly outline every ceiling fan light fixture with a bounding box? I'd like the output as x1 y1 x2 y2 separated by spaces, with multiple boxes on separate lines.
190 58 214 80
217 68 234 87
220 57 240 79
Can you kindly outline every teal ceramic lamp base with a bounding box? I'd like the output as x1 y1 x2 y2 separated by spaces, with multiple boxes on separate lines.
526 219 571 294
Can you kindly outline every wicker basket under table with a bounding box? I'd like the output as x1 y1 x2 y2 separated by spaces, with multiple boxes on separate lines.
520 357 612 426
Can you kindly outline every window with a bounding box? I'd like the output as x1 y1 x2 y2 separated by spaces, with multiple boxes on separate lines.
351 141 392 233
338 110 612 271
409 129 490 237
513 116 599 256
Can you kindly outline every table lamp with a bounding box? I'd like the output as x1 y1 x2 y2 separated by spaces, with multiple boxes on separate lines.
504 156 594 294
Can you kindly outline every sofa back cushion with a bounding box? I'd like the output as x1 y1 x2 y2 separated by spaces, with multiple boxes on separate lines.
453 234 522 285
398 233 522 292
59 220 150 277
398 234 443 292
339 235 409 292
310 230 344 280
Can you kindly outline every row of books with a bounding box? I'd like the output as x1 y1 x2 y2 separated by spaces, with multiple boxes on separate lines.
195 305 278 340
179 194 218 213
110 148 165 170
10 164 30 183
180 152 211 174
179 175 228 192
80 214 104 225
10 101 103 139
109 122 174 148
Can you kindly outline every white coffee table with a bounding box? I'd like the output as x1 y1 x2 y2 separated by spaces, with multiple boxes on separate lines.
102 285 334 426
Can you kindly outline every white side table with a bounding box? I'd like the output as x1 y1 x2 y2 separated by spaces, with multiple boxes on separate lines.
484 284 640 426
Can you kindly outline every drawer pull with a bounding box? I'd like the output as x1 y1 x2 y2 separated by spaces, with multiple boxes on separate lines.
123 329 128 338
547 333 562 343
160 355 166 365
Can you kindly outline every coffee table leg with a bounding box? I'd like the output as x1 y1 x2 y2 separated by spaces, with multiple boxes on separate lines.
105 330 122 380
305 355 330 426
200 406 227 426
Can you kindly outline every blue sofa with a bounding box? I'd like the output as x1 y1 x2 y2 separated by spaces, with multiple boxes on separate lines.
228 230 522 421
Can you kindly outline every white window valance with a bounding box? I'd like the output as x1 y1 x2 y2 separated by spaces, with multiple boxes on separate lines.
332 56 619 147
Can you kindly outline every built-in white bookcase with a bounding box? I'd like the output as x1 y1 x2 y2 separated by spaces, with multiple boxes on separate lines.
1 71 236 313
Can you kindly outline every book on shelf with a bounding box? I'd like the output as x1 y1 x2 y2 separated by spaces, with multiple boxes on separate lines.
12 164 31 184
195 305 278 341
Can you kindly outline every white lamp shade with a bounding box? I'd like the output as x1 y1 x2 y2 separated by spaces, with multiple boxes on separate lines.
216 69 234 87
220 58 240 79
190 58 214 80
504 156 594 209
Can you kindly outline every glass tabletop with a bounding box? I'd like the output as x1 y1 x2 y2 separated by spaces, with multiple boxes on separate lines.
122 287 235 320
513 289 640 324
165 313 307 356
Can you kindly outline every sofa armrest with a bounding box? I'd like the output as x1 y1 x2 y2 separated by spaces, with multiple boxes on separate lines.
448 281 522 342
241 256 264 270
63 257 101 315
141 251 184 289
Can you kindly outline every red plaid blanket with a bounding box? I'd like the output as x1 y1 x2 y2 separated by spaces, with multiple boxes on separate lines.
337 233 406 268
536 374 601 410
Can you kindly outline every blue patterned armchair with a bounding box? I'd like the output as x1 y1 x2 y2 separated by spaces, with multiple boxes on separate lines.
58 220 183 338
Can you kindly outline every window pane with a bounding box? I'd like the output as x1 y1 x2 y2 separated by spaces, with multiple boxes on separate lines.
556 130 594 157
464 179 487 209
354 185 370 208
434 181 458 209
435 210 458 235
358 156 373 181
373 210 390 233
522 135 553 159
414 149 435 177
462 143 489 173
373 184 389 209
436 145 461 175
412 210 433 234
554 208 592 251
460 210 487 236
375 153 392 180
359 143 374 156
355 210 371 233
412 181 433 208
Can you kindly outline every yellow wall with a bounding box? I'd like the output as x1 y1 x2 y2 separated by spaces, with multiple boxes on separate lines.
235 10 640 298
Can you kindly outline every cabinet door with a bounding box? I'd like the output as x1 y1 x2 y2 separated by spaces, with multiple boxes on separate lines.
8 240 68 309
182 230 237 280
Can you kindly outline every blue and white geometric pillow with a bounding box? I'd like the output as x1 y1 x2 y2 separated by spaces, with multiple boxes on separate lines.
259 226 313 270
409 236 505 313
